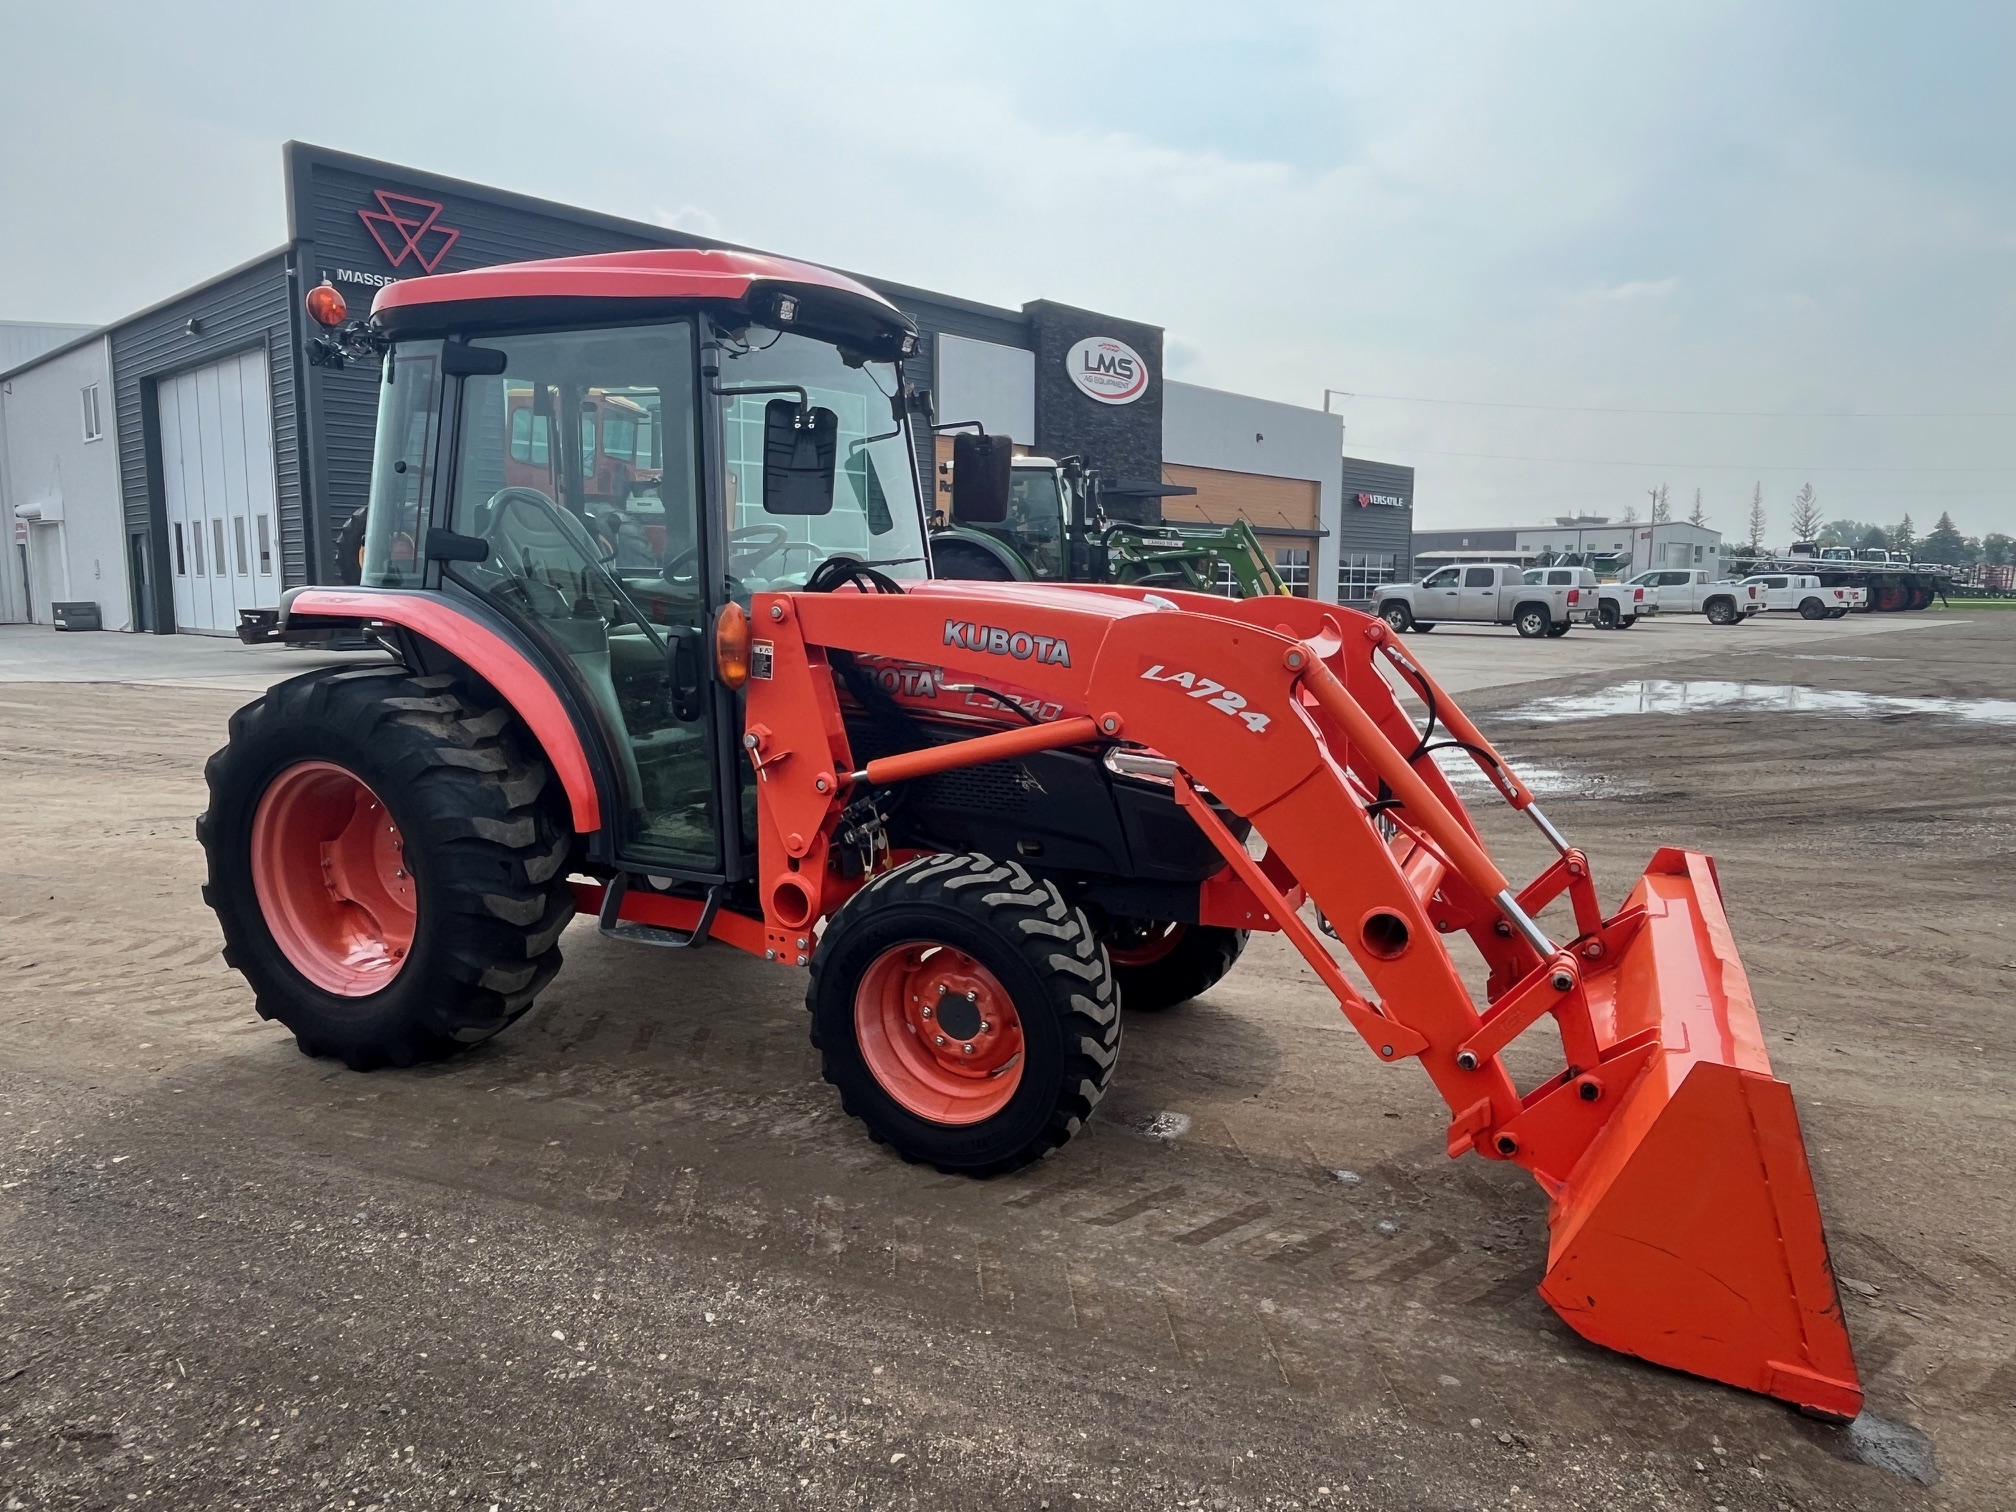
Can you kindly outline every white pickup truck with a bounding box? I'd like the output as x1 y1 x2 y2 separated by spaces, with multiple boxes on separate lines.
1521 566 1656 629
1621 569 1764 626
1378 563 1595 638
1739 573 1864 619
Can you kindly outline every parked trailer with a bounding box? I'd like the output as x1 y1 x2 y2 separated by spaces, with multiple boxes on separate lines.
1730 546 1956 612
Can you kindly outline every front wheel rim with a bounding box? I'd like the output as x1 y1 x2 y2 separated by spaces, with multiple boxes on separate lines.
854 943 1025 1124
250 760 417 996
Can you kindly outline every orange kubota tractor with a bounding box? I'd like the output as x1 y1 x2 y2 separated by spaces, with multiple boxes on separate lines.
214 252 1860 1419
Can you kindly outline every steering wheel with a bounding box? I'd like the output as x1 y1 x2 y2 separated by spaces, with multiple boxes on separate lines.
662 522 792 579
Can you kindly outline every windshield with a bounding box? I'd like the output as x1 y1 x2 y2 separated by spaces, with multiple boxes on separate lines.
1002 467 1067 579
715 327 927 588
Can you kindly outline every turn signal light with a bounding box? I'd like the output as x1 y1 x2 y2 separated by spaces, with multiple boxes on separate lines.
715 601 751 689
305 281 347 328
1566 588 1581 606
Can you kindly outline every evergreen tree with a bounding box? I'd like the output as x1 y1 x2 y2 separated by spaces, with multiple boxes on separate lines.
1984 533 2014 567
1789 483 1824 542
1919 511 1970 564
1746 482 1768 553
1689 488 1706 527
1859 526 1888 550
1890 513 1917 556
1651 483 1671 524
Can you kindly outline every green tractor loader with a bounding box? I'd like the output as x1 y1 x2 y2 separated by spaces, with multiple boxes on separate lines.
930 445 1291 598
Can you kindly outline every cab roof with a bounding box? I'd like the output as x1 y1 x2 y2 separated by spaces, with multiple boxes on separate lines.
370 248 915 359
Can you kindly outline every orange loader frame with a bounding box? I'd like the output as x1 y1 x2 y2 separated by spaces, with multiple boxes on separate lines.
652 577 1861 1419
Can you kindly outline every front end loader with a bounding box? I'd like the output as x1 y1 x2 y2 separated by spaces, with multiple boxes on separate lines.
206 250 1860 1420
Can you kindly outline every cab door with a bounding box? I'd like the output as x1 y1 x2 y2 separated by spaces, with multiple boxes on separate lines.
1457 565 1499 620
432 321 726 877
1419 567 1462 618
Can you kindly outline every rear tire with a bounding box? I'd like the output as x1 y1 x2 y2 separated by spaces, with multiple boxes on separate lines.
1515 604 1550 638
1545 622 1571 638
932 536 1022 582
1103 921 1247 1012
809 853 1120 1176
198 666 575 1070
1705 597 1739 626
1618 614 1638 629
1798 597 1828 620
1597 601 1621 629
334 508 367 586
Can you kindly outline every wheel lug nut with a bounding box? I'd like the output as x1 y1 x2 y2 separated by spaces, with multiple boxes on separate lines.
933 1035 945 1046
963 1043 974 1055
921 1006 932 1018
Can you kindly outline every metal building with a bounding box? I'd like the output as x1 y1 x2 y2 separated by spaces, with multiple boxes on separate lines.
6 142 1416 630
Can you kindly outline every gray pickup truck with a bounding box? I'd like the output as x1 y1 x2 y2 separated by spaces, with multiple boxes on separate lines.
1377 562 1595 638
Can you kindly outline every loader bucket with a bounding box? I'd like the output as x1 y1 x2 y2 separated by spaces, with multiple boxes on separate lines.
1538 848 1863 1419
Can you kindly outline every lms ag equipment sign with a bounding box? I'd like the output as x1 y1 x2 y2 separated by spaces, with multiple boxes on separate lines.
1066 336 1148 406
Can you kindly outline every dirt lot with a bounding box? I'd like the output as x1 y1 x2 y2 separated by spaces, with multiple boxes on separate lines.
2 613 2010 1510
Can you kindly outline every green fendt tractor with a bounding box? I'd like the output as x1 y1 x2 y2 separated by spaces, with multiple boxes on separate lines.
929 445 1290 598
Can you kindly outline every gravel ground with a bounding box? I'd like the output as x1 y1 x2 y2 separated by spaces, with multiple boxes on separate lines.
1 612 2009 1510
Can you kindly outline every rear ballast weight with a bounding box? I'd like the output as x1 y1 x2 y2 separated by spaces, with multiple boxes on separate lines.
208 247 1861 1424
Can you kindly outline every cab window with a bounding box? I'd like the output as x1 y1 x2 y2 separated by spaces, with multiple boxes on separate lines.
1463 567 1496 588
1423 567 1459 588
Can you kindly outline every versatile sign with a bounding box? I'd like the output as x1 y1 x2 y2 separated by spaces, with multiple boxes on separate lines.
358 191 461 275
1065 336 1149 406
1354 492 1407 509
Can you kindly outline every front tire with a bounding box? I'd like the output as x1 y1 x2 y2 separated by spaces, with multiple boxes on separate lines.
1380 601 1415 634
1103 920 1247 1012
809 854 1120 1176
932 536 1022 582
198 666 575 1069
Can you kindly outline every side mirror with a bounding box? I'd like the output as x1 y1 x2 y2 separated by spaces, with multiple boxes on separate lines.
761 399 837 516
950 433 1012 524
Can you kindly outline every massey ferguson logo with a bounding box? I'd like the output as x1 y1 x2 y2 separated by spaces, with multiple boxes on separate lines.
943 620 1073 667
359 190 461 274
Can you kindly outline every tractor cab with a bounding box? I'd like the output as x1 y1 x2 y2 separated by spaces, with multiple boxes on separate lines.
334 251 932 873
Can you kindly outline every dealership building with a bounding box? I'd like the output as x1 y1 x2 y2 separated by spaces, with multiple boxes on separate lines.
2 143 1411 632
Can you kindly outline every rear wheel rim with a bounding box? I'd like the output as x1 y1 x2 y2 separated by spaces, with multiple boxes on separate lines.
1107 920 1187 967
854 943 1024 1124
250 760 417 997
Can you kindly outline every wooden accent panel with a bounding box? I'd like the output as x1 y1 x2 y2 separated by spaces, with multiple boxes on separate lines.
1161 464 1319 532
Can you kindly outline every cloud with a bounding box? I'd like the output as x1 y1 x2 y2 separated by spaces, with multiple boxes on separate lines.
1 0 2009 536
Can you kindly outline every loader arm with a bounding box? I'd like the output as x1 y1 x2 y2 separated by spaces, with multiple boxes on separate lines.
744 580 1862 1419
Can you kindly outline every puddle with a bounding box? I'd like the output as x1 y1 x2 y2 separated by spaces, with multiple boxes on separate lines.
1845 1411 1937 1485
1502 680 2016 727
1429 748 1645 800
1137 1110 1193 1142
1790 654 1878 663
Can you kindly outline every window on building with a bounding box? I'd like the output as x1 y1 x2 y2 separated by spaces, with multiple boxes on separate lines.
174 523 188 576
80 384 103 442
212 519 228 579
233 516 250 576
1694 544 1703 562
1337 552 1397 602
1274 546 1311 597
256 514 273 575
190 520 206 576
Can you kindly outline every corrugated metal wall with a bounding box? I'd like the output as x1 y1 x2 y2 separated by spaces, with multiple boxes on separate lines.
1337 455 1414 561
108 254 296 629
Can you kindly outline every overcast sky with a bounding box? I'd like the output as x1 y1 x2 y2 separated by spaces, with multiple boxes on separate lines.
3 1 2009 537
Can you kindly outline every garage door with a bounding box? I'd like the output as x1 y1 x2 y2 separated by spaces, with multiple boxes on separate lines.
158 348 279 634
